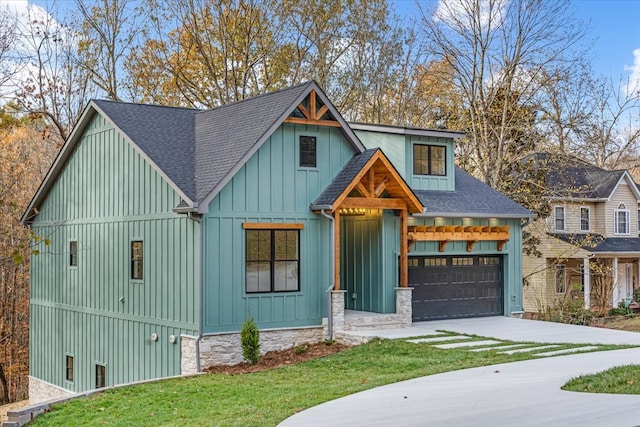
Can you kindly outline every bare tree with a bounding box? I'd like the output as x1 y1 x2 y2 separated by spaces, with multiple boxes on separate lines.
420 0 587 188
74 0 146 101
11 3 94 142
0 6 20 98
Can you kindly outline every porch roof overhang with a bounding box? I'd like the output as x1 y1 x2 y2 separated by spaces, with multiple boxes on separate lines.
550 233 640 254
310 148 424 214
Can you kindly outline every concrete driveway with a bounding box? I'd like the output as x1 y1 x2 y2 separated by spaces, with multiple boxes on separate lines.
279 317 640 427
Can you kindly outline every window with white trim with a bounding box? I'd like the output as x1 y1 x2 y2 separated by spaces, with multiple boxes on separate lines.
554 264 566 294
580 207 590 232
614 203 630 235
554 206 565 231
637 209 640 235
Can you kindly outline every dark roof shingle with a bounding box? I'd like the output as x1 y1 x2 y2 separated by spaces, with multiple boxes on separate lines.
415 167 535 218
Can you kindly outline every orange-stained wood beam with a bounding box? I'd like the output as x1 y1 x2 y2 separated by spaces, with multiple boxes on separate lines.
243 223 304 229
316 105 329 120
340 197 407 209
374 177 388 197
283 117 341 127
368 168 375 196
334 210 341 291
400 208 408 287
355 181 372 198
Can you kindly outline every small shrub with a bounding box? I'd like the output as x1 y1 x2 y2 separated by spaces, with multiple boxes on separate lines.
537 299 594 325
294 344 309 355
608 307 627 316
323 339 335 346
240 316 261 364
633 288 640 302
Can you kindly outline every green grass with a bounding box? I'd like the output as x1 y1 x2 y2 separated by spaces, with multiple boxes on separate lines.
32 338 630 427
563 364 640 394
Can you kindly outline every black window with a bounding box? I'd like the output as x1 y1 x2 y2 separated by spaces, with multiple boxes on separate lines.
413 144 446 176
246 229 299 293
131 241 143 280
66 356 74 382
69 241 78 267
300 136 316 167
95 364 106 389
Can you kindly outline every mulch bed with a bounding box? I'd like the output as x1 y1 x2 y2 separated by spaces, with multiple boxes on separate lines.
204 342 350 374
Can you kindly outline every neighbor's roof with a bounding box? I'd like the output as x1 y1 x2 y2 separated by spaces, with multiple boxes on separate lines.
551 233 640 254
528 152 640 200
414 167 535 219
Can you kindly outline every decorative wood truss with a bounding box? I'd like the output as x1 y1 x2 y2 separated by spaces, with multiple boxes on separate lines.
314 149 424 291
408 225 510 253
284 90 341 127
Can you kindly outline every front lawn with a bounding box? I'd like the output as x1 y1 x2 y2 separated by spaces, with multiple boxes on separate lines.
563 364 640 394
32 337 627 426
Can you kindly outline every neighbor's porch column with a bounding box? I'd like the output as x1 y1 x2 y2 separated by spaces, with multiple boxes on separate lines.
613 257 619 305
583 257 591 309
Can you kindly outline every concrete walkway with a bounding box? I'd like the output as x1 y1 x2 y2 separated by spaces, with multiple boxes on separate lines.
279 318 640 426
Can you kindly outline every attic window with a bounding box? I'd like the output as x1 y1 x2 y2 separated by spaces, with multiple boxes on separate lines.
300 136 316 168
413 144 445 176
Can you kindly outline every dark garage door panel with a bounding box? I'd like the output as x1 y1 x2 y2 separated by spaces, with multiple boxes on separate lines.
410 256 503 321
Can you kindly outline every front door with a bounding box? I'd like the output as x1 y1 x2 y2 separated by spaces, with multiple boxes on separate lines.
614 263 634 305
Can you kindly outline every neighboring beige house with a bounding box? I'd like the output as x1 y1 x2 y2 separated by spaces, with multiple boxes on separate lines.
523 153 640 313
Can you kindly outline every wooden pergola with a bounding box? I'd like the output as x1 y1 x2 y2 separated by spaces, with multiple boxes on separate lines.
313 149 424 290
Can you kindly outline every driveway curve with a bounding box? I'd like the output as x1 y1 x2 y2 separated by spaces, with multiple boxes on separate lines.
279 318 640 426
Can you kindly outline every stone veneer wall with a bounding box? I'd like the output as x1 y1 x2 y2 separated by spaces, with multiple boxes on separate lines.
180 335 198 375
199 326 324 368
28 376 74 404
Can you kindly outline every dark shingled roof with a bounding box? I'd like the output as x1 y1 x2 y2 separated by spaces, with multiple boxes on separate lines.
195 82 315 202
415 167 535 218
93 100 199 200
311 149 378 207
529 152 632 199
551 233 640 253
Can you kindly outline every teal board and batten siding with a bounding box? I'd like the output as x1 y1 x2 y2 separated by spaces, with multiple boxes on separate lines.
354 130 455 191
407 217 525 315
203 124 357 333
29 113 198 393
341 211 400 314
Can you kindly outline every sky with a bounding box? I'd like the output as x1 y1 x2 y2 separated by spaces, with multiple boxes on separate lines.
2 0 640 95
392 0 640 94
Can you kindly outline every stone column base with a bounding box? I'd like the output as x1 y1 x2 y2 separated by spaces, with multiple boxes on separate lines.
331 290 346 332
28 376 74 404
395 287 413 327
180 335 198 375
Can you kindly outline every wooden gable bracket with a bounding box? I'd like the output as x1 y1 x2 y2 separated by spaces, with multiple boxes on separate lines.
284 90 340 128
466 240 478 252
438 240 450 252
497 240 508 251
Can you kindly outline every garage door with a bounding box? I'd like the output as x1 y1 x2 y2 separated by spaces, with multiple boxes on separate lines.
409 255 503 321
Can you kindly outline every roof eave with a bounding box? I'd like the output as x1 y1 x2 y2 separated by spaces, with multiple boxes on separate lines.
414 211 536 219
348 122 466 139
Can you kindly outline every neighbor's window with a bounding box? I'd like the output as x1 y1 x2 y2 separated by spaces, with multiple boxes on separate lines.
555 264 566 294
554 206 565 231
638 209 640 235
299 136 316 168
95 364 106 389
69 241 78 267
614 203 630 235
131 241 143 280
245 227 300 293
413 144 446 176
65 356 74 382
580 207 590 232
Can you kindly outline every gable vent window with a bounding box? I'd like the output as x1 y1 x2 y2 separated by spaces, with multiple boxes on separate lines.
300 136 316 168
615 203 630 235
131 241 144 280
69 241 78 267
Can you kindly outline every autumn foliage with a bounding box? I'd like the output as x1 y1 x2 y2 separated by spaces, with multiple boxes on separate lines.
0 109 58 404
